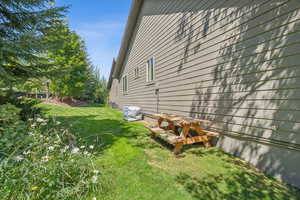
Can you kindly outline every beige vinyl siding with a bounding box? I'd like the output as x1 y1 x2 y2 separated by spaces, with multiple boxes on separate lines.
108 79 120 108
109 0 300 187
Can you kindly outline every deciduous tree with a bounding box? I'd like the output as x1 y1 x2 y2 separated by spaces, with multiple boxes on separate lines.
47 23 90 100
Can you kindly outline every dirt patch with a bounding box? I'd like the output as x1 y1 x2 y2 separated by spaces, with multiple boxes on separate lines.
42 98 88 107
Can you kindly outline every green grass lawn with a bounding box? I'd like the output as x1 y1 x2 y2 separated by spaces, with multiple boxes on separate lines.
40 104 300 200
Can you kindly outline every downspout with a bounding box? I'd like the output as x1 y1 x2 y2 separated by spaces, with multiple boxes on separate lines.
155 88 159 114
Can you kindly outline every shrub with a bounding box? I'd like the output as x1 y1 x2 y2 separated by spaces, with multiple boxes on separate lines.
14 98 42 121
0 90 43 121
0 104 22 126
0 117 104 200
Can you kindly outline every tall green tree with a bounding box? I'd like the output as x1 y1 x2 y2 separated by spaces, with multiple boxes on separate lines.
17 79 45 96
47 23 90 99
0 0 67 84
82 66 108 104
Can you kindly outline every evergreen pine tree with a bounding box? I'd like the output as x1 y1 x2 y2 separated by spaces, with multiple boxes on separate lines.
0 0 67 84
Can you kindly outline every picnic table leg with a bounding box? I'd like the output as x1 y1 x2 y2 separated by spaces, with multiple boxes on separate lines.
167 120 176 131
194 123 205 135
203 136 211 148
157 118 163 128
180 123 191 138
174 143 183 155
195 123 211 148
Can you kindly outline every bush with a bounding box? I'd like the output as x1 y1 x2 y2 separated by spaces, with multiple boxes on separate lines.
0 116 104 200
0 104 22 126
14 98 42 121
0 91 43 121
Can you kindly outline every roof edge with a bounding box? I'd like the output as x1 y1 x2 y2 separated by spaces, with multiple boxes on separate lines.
108 0 144 88
107 58 116 90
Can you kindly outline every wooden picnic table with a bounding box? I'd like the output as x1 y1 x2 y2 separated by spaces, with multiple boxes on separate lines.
146 113 219 154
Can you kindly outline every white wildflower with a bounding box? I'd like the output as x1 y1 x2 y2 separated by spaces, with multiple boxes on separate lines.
41 122 47 126
93 170 100 175
92 197 97 200
23 151 31 155
13 155 24 162
31 123 37 128
48 146 55 151
36 118 45 123
83 151 89 156
61 145 69 153
71 147 80 154
89 145 94 150
28 118 33 121
56 121 61 125
92 175 98 184
80 145 85 149
41 156 50 162
28 132 34 135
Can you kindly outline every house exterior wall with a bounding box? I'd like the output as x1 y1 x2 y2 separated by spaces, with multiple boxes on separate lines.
109 0 300 187
109 79 120 108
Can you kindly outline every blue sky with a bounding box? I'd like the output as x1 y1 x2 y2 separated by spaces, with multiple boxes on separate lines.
56 0 132 79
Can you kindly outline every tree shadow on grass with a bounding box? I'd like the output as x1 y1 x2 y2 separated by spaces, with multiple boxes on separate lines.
53 115 149 153
148 136 175 151
177 147 300 200
176 170 300 200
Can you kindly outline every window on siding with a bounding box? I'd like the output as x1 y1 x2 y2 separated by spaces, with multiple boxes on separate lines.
146 58 155 83
122 75 128 93
134 67 139 78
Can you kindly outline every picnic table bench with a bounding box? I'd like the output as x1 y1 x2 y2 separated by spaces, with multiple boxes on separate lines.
145 114 219 154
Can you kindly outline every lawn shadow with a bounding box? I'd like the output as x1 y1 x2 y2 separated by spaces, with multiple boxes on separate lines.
149 136 175 152
54 115 150 153
177 148 300 200
176 169 300 200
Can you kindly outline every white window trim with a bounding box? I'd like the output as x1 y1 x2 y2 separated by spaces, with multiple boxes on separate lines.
122 74 128 94
146 57 155 84
146 62 149 83
134 67 139 79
